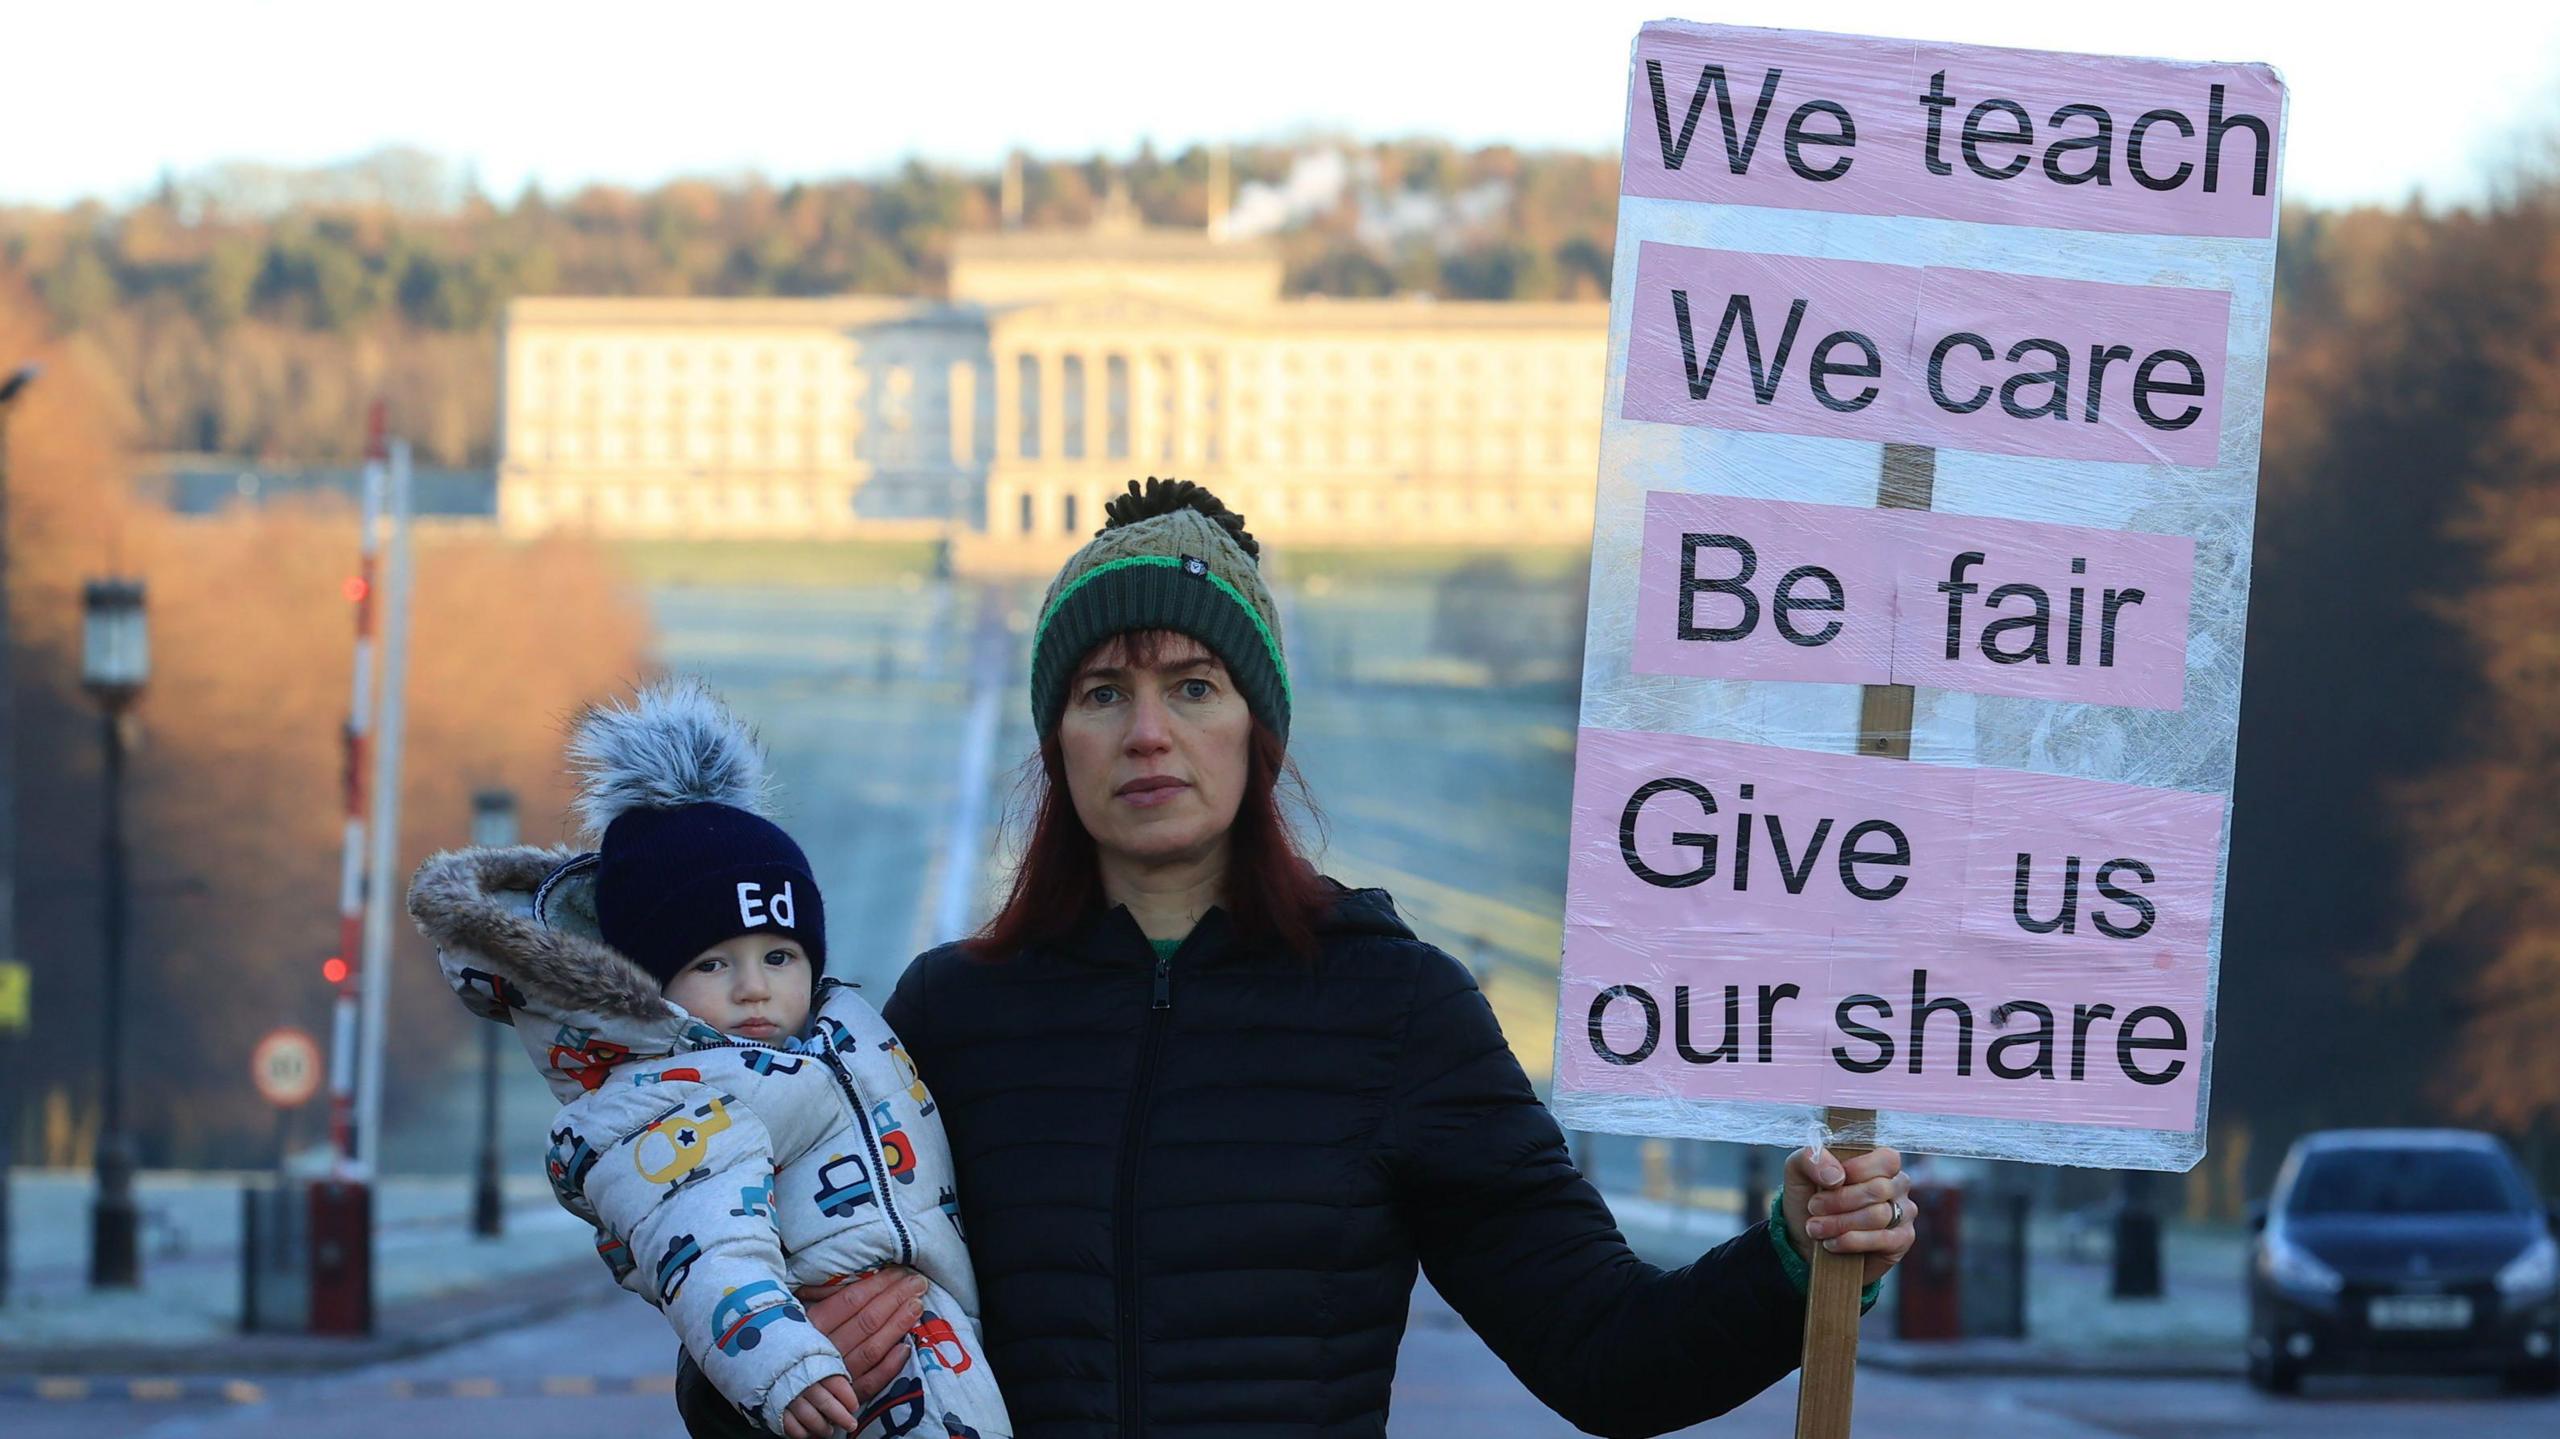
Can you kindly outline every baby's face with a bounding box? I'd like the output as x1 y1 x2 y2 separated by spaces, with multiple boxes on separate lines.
663 932 813 1041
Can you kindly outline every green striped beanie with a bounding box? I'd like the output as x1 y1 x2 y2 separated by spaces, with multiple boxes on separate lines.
1031 478 1291 747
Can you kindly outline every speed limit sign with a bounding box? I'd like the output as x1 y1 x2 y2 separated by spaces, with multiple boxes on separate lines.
252 1027 322 1108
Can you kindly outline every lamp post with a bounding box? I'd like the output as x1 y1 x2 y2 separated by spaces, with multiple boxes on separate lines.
469 789 517 1239
0 362 37 1305
82 577 146 1289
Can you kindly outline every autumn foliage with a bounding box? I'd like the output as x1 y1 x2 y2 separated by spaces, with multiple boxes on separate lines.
0 272 650 1167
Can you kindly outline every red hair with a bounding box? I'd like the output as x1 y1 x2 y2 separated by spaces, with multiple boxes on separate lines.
968 630 1332 962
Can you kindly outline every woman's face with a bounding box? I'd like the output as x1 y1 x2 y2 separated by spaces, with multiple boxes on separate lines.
1057 631 1253 870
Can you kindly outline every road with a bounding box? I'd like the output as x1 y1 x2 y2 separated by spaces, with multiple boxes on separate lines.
7 1280 2550 1438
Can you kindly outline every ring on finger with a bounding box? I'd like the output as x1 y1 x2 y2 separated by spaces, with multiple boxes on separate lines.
1889 1199 1905 1228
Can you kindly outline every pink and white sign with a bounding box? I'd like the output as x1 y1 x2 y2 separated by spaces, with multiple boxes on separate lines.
1632 492 1896 686
1622 244 2232 465
1561 21 2279 1164
1622 25 2284 239
1567 727 1973 937
1632 493 2197 710
1556 928 2205 1130
1887 512 2196 711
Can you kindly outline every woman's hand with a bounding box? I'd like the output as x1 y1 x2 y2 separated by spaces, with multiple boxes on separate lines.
779 1373 864 1439
1781 1145 1917 1285
795 1266 925 1403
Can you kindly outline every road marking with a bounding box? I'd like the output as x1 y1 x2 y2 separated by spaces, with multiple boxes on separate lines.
10 1373 688 1404
925 589 1010 948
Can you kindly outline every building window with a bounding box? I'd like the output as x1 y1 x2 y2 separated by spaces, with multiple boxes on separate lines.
1062 493 1080 534
1018 492 1034 534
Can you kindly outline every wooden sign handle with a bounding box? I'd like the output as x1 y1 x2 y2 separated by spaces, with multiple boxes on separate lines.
1795 443 1937 1439
1793 1105 1876 1439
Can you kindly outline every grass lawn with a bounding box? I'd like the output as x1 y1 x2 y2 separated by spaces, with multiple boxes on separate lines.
613 538 942 587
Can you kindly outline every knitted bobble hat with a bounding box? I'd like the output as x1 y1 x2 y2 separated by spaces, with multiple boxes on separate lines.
567 678 826 991
1029 477 1291 745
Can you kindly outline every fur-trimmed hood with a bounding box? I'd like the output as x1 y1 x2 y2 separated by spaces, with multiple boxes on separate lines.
407 843 714 1102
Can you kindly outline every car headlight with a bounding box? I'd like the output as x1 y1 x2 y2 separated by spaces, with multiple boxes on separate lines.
2259 1233 2343 1296
2496 1236 2559 1305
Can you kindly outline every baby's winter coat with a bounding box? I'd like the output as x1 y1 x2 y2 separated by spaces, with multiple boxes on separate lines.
408 844 1010 1439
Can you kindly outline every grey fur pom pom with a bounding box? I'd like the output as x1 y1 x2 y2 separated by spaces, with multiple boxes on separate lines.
566 678 773 840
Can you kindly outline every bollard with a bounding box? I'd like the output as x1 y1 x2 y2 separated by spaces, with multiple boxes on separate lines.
307 1178 372 1335
240 1182 310 1333
1895 1182 1965 1341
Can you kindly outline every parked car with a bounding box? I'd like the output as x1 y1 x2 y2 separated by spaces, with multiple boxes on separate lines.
2247 1129 2559 1394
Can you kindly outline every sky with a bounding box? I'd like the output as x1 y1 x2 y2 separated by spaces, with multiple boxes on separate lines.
7 0 2557 211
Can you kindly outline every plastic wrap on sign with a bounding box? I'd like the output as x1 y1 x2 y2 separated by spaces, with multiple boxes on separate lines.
1553 20 2286 1172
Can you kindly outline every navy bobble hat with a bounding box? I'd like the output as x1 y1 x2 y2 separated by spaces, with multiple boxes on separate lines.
568 679 826 990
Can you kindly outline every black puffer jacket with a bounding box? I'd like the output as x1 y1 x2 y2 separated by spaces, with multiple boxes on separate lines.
680 885 1806 1438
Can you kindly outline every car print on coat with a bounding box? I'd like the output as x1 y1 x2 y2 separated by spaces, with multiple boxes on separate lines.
814 1151 877 1217
872 1098 918 1186
710 1281 805 1357
911 1309 973 1374
452 966 528 1020
729 1168 778 1220
855 1370 926 1435
545 1023 635 1092
743 1048 804 1077
596 1229 636 1283
943 1416 982 1439
937 1185 965 1240
656 1232 703 1304
545 1125 600 1207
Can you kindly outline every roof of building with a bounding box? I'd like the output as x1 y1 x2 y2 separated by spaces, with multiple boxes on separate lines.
505 296 922 328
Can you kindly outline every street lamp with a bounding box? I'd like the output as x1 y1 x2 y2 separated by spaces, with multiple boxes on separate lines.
82 577 146 1289
469 788 517 1240
0 362 37 1305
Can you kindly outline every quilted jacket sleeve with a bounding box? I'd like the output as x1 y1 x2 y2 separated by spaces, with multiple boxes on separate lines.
1386 951 1806 1439
582 1082 848 1435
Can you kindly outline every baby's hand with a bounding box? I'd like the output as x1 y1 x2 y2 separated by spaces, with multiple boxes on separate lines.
779 1372 863 1439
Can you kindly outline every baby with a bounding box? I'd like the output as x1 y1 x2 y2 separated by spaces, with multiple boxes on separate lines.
408 679 1008 1439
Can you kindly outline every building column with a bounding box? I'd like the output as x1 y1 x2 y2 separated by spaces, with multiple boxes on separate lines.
1130 352 1159 469
1175 351 1203 468
1038 350 1066 465
1083 349 1109 469
947 359 976 469
1201 350 1226 467
993 349 1020 461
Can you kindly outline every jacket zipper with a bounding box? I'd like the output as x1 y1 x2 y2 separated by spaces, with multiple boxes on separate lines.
1116 947 1175 1436
821 1047 916 1268
684 1008 916 1269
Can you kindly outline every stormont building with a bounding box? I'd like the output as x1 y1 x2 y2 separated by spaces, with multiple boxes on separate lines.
495 201 1607 566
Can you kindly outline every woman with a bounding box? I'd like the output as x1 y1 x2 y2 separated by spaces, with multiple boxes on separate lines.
680 479 1916 1437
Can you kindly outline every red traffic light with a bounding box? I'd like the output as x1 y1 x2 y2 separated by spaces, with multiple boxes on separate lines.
322 956 350 985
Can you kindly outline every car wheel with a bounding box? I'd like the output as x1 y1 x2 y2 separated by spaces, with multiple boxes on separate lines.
2248 1350 2302 1395
2504 1359 2560 1396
